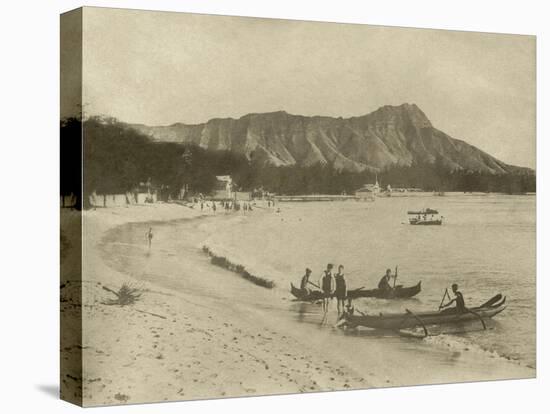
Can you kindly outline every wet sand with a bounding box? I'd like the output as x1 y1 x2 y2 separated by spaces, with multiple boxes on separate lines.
61 202 533 406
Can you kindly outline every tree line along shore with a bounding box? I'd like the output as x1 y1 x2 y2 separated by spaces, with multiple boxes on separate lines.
61 117 536 209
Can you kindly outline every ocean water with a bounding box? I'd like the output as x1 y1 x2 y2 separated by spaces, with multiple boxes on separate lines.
99 194 535 387
206 194 536 368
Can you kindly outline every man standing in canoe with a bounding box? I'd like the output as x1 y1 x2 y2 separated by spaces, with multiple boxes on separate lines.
319 264 334 313
334 265 347 315
440 283 467 314
378 268 395 292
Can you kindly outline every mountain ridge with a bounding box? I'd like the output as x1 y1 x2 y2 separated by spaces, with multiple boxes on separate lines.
129 103 532 175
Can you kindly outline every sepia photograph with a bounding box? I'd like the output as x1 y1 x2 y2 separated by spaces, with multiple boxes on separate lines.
59 6 536 407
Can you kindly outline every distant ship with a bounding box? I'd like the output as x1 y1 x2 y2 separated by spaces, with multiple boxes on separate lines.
407 208 443 225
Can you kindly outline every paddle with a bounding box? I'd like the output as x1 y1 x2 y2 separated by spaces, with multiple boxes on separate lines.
308 281 321 290
393 265 398 288
438 288 452 310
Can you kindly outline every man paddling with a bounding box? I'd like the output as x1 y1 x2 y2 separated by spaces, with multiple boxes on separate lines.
440 283 466 314
300 268 316 295
378 268 395 292
319 264 334 313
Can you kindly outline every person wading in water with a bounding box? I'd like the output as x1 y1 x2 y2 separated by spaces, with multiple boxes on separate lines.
334 265 347 315
145 227 153 249
319 264 334 313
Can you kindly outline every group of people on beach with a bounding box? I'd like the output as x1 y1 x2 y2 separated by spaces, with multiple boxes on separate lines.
195 199 256 214
300 264 402 314
299 264 350 314
299 264 467 315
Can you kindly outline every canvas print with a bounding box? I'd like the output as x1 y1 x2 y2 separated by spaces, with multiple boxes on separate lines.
60 7 536 407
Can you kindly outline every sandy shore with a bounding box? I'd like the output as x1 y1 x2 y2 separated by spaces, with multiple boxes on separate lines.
60 202 533 407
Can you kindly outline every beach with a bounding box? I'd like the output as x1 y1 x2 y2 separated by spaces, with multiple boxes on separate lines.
61 199 534 406
62 203 368 406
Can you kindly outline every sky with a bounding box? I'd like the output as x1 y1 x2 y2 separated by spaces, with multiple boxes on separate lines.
76 7 536 168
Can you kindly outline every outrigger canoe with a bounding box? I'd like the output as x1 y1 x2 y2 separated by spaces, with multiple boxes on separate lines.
290 281 421 301
339 294 506 330
350 282 421 299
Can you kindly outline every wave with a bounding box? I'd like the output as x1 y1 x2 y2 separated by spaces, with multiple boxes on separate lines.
423 329 533 370
202 245 276 289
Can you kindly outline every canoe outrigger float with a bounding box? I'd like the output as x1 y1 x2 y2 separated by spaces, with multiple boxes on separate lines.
337 294 506 336
407 208 443 225
290 281 421 301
